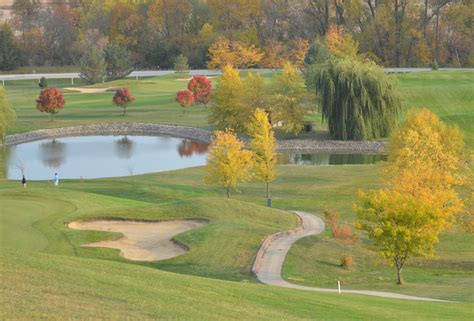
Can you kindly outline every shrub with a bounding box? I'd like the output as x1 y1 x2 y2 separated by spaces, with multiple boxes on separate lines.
38 77 48 89
340 253 353 268
176 90 195 113
324 208 357 244
431 60 440 70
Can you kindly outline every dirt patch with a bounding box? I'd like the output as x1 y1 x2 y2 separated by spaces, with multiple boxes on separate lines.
69 219 207 261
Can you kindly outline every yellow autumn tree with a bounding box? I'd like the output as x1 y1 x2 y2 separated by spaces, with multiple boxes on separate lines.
355 190 446 285
204 129 254 198
272 62 309 134
387 109 468 222
209 65 253 133
243 72 266 110
289 39 310 68
0 87 15 143
326 25 359 58
207 38 264 69
248 109 277 203
355 109 469 284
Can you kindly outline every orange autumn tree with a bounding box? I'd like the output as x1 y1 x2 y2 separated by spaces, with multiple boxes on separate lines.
207 38 264 69
175 90 195 114
113 88 135 115
204 129 254 198
36 88 65 121
355 109 468 285
187 76 212 106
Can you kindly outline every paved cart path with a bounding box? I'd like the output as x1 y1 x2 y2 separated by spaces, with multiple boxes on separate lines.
255 211 448 302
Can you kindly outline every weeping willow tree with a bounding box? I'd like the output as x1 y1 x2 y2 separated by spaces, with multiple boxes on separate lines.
0 87 15 144
313 58 402 140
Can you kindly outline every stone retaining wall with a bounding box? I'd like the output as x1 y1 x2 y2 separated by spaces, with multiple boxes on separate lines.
251 212 305 275
3 123 387 153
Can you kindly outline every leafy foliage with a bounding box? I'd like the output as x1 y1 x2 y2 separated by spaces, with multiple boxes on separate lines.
174 54 190 72
0 23 21 70
79 46 106 84
104 43 133 81
247 109 277 200
175 90 195 112
36 87 65 120
204 129 254 198
355 110 469 284
187 76 212 105
38 77 48 89
325 26 359 58
209 65 252 133
0 87 15 142
207 38 264 69
271 62 309 134
113 88 135 115
311 58 402 140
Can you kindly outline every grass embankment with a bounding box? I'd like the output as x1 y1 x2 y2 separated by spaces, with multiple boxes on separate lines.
3 250 470 321
1 165 472 305
0 166 473 319
4 71 473 147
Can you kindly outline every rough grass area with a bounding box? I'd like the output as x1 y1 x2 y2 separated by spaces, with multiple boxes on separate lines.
4 71 473 147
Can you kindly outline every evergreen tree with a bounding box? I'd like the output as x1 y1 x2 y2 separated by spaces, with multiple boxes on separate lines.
105 43 133 81
80 46 107 84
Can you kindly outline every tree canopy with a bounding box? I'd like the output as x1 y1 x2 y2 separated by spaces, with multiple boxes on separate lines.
0 87 16 142
311 58 402 140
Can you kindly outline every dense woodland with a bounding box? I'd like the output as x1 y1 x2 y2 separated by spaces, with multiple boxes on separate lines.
0 0 473 71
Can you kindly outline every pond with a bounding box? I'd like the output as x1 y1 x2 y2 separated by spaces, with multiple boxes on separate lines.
4 135 385 180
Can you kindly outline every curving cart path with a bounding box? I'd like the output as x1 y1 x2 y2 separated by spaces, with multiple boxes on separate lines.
254 211 448 302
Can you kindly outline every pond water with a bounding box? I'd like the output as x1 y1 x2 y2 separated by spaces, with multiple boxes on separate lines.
4 135 385 180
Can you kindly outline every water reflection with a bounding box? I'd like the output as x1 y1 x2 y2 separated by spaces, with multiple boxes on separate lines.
39 139 67 168
115 136 134 159
278 153 386 165
177 140 208 158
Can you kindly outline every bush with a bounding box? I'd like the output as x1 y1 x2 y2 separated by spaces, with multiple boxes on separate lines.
431 60 440 70
39 77 48 89
340 253 353 268
324 208 357 244
174 54 189 73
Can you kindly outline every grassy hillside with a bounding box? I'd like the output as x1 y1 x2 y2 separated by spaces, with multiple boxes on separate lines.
2 250 471 321
4 71 473 147
1 165 472 304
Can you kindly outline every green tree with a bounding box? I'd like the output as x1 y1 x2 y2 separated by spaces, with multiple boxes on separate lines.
0 23 21 70
311 58 402 140
104 43 133 81
0 87 16 143
247 109 277 203
174 54 190 72
80 46 107 84
272 62 309 134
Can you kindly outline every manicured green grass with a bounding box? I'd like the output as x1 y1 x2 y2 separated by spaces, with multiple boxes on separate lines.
1 165 471 305
3 250 471 321
397 71 474 148
4 71 474 147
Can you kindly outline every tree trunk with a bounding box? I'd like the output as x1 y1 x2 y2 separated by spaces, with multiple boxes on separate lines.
266 182 270 199
396 265 403 285
123 107 127 116
226 187 230 198
435 9 440 63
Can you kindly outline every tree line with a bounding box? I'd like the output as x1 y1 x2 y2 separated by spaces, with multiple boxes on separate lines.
1 0 472 71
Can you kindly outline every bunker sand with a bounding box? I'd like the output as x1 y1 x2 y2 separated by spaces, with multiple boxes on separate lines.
69 219 207 261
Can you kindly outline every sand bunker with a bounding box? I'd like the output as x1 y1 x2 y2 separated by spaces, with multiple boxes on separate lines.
69 219 207 261
64 87 116 94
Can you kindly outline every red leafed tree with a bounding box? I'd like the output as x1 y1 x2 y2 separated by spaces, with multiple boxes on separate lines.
36 88 65 121
187 76 212 106
176 90 195 114
113 88 135 115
